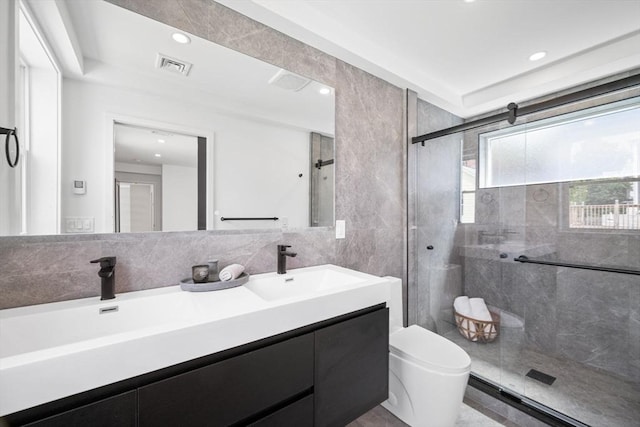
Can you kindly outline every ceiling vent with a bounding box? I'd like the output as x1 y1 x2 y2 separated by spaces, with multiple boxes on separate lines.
155 53 192 76
268 69 311 91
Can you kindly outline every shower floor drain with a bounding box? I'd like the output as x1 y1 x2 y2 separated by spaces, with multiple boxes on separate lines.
526 369 556 385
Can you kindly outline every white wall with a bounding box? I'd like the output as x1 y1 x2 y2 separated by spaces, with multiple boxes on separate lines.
215 122 309 230
62 78 310 233
0 0 18 235
27 67 59 235
162 164 197 231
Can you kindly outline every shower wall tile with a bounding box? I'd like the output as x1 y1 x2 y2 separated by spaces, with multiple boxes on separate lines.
525 184 559 227
556 269 637 378
556 232 632 267
463 258 503 306
0 1 405 309
629 284 640 381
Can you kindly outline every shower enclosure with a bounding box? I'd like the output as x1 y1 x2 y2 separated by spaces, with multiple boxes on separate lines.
408 77 640 427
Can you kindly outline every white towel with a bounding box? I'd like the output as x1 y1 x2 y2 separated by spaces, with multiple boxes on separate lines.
469 297 493 335
219 264 245 282
453 296 472 317
454 296 476 339
469 297 492 321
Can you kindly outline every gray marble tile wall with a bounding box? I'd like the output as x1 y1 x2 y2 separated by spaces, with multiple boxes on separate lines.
0 0 404 309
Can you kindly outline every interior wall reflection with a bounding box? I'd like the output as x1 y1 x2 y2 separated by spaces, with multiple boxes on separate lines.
1 0 335 236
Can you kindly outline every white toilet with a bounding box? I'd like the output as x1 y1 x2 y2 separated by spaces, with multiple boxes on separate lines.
381 277 471 427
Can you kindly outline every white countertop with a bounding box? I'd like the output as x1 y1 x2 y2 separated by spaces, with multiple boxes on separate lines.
0 264 391 416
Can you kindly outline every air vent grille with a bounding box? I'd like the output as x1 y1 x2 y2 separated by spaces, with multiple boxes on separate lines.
155 53 192 76
268 69 311 91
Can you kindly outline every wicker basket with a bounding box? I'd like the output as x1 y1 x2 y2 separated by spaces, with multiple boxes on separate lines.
454 310 500 343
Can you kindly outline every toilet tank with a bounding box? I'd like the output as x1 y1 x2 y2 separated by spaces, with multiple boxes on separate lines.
384 276 403 333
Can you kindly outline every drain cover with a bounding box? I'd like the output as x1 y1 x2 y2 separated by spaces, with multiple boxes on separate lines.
526 369 556 385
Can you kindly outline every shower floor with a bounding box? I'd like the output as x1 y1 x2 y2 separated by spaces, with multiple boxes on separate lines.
442 327 640 427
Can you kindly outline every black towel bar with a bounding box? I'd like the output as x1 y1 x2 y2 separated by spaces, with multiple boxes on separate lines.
514 255 640 276
220 217 279 221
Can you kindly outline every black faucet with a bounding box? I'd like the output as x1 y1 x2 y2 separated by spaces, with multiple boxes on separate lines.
277 245 297 275
90 256 117 300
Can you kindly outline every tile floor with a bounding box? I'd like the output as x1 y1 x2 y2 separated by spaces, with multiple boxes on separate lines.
349 398 517 427
442 327 640 427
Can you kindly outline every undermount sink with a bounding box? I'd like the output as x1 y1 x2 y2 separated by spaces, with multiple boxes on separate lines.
243 265 372 301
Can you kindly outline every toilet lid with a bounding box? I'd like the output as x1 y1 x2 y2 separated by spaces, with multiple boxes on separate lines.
390 325 471 374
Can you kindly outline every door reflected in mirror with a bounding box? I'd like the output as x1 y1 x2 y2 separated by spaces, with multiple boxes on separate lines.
116 182 155 233
114 122 205 233
2 0 335 236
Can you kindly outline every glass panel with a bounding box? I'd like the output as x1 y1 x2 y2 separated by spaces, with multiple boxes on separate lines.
416 90 640 427
480 97 640 188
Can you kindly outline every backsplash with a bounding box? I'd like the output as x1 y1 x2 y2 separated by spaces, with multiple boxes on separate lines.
0 0 404 309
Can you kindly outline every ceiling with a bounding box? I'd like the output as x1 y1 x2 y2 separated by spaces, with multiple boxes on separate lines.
217 0 640 118
24 0 335 135
23 0 335 168
114 124 198 168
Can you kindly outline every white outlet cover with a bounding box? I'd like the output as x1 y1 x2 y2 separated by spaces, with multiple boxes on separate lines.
335 220 346 239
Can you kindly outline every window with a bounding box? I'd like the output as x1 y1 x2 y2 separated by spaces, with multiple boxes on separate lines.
479 97 640 189
569 178 640 229
460 159 476 224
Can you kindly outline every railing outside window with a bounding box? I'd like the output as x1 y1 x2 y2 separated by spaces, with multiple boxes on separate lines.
570 201 640 229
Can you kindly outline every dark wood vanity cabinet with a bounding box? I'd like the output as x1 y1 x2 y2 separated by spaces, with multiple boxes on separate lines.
24 391 137 427
138 333 314 427
314 307 389 427
10 305 388 427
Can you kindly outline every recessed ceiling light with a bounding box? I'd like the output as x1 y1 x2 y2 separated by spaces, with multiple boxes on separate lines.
529 51 547 61
172 33 191 44
154 153 162 158
157 139 165 143
464 0 476 3
319 87 331 95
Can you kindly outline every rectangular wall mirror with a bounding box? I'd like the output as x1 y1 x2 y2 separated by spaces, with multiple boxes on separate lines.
1 0 335 236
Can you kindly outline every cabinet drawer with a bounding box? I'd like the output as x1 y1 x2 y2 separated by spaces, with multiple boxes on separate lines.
248 394 313 427
24 391 136 427
138 333 314 427
314 308 389 427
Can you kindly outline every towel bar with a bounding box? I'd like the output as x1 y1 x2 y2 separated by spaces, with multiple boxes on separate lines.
514 255 640 276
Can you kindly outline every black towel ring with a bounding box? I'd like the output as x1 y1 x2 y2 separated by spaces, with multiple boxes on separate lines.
2 127 19 168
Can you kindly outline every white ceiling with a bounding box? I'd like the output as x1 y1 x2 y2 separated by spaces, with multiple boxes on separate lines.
25 0 335 134
217 0 640 118
114 124 198 168
24 0 336 168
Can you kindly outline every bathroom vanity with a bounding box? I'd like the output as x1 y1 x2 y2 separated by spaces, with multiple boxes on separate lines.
0 265 390 426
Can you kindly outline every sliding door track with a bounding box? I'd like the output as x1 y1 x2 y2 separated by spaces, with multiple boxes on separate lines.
469 373 591 427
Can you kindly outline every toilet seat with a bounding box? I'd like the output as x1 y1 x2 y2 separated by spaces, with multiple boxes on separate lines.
389 325 471 374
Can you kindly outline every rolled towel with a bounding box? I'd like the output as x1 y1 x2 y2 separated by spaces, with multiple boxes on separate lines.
453 296 472 317
454 296 476 339
469 297 493 335
219 264 245 282
469 297 492 321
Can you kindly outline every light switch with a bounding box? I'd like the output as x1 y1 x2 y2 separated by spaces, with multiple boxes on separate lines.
335 220 346 239
64 217 95 233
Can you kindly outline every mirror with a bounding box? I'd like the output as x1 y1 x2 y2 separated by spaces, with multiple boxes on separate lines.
4 0 334 236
